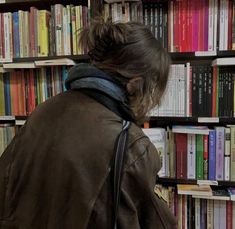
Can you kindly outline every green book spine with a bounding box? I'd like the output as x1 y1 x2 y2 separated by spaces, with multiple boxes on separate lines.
196 135 204 179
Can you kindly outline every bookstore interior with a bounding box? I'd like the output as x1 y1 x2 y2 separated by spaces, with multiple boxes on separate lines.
0 0 235 228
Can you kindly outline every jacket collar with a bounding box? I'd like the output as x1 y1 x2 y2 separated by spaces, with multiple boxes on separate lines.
65 63 134 122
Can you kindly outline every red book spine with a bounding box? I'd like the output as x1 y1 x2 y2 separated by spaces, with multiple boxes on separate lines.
226 201 233 229
181 0 187 51
228 0 233 50
203 135 209 179
178 0 183 52
20 70 26 115
29 69 36 113
176 133 187 179
198 0 204 50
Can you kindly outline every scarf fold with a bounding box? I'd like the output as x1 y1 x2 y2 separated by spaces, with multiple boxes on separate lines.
65 63 134 122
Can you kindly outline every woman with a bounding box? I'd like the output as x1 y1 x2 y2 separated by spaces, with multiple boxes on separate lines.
0 19 175 228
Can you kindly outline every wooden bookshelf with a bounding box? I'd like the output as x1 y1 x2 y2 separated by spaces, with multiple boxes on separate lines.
0 0 87 12
158 177 235 187
13 55 90 63
149 117 235 125
0 51 232 65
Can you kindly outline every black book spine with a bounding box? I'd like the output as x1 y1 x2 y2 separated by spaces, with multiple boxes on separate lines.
198 66 203 117
208 66 213 117
192 66 198 117
203 66 208 117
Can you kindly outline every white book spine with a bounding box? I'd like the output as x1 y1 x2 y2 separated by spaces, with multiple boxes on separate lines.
219 0 225 50
195 198 200 229
208 0 214 51
63 8 67 55
66 5 71 55
225 127 231 180
186 63 190 117
224 0 229 50
213 200 220 229
8 12 13 59
207 199 214 229
219 201 226 228
213 0 218 51
187 134 196 179
3 13 10 61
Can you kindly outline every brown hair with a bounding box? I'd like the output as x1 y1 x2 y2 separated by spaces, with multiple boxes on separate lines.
79 18 171 124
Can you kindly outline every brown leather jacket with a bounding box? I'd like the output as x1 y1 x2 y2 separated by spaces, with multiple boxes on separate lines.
0 91 176 229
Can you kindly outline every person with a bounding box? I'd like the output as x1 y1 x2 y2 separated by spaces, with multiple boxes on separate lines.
0 18 176 229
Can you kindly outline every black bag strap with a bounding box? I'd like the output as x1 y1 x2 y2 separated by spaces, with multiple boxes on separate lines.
113 120 130 229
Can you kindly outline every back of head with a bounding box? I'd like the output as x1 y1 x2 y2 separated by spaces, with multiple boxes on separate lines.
79 18 170 124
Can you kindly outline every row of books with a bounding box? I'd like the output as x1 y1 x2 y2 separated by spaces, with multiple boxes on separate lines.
143 3 168 49
104 0 235 52
0 66 68 116
150 64 235 118
103 2 143 24
168 0 235 52
0 4 88 62
157 184 235 229
143 125 235 181
0 124 15 157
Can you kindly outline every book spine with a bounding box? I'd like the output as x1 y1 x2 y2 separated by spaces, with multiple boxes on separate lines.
176 133 187 179
209 130 216 180
225 127 231 180
207 199 214 229
226 201 233 229
187 134 196 179
203 135 209 180
216 127 225 180
196 135 204 180
230 127 235 181
195 198 200 229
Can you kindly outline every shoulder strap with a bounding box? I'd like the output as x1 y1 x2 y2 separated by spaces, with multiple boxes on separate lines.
113 120 130 229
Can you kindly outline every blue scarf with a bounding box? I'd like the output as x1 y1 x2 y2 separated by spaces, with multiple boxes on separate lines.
65 63 134 122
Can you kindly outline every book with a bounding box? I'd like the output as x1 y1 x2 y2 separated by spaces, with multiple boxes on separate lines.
142 128 167 177
34 58 75 66
212 57 235 66
3 62 35 69
177 184 212 196
172 125 210 135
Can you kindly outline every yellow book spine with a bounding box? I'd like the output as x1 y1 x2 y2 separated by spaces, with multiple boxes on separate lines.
75 6 81 54
39 10 49 56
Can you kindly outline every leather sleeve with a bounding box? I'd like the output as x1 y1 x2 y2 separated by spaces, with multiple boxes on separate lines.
0 135 18 221
120 140 176 229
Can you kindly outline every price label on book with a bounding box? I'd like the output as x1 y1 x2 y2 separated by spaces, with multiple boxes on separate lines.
197 180 218 186
198 117 219 123
195 51 217 56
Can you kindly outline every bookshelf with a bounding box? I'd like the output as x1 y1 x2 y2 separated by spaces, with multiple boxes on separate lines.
0 0 235 228
158 177 235 187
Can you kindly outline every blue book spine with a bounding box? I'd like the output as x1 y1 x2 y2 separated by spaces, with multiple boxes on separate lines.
209 130 216 180
13 12 20 58
3 73 11 115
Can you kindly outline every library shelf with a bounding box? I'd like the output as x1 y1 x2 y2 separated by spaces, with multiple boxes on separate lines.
149 117 235 125
13 55 90 63
0 0 87 12
158 177 235 187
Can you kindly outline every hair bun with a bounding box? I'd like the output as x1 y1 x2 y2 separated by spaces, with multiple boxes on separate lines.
80 18 127 61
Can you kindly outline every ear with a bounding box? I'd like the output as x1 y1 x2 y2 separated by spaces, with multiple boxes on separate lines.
126 77 143 95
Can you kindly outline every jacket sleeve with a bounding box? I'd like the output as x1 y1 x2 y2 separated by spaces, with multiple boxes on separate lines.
0 133 19 221
119 140 176 229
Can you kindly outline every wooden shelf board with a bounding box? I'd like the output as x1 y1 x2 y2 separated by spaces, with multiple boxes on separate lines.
158 177 235 187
